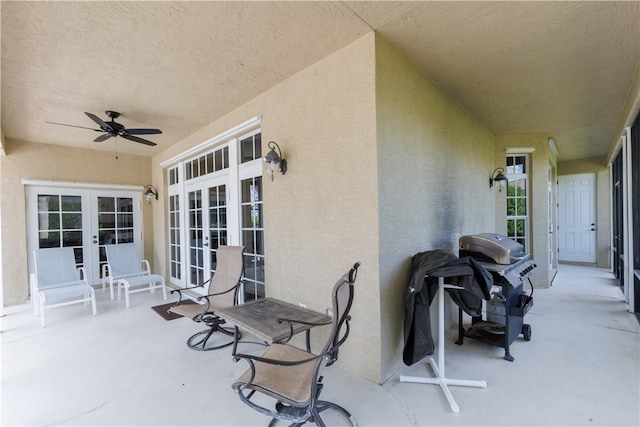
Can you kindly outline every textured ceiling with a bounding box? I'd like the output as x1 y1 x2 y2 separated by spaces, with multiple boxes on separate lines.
2 1 639 161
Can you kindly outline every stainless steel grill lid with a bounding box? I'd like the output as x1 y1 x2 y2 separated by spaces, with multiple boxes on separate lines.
459 233 526 265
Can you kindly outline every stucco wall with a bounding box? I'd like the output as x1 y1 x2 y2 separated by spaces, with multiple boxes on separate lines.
153 33 381 381
558 156 611 267
375 35 497 381
1 139 152 305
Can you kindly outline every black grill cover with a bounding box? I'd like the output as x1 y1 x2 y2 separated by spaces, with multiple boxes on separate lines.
403 249 493 366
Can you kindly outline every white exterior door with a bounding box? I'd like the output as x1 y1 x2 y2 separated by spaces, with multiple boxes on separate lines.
184 175 237 290
25 182 142 287
558 173 597 263
91 191 142 284
164 123 265 301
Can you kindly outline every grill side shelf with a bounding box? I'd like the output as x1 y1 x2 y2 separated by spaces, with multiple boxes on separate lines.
510 297 533 317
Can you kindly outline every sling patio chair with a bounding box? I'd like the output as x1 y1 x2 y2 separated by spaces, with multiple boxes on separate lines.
168 245 245 351
231 262 360 427
32 247 97 327
103 243 167 308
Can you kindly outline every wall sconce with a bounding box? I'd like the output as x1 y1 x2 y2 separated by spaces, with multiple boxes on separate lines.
143 185 158 203
489 168 508 192
263 140 287 181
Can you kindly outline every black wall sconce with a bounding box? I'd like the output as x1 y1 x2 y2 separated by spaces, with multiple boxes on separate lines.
489 168 508 192
143 184 158 203
264 141 287 181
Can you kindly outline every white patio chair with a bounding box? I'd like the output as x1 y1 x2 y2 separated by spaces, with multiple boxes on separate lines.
103 243 167 308
33 247 97 327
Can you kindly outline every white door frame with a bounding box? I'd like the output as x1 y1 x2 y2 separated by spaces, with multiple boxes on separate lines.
24 180 143 287
558 173 597 263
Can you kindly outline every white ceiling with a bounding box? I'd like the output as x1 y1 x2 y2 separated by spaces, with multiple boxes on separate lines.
2 1 639 161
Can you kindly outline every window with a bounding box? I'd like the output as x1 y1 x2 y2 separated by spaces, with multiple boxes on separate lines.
240 133 262 163
506 155 529 250
165 124 264 298
185 146 229 180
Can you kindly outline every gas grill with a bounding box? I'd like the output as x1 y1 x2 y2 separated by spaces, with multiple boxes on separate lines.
457 233 536 361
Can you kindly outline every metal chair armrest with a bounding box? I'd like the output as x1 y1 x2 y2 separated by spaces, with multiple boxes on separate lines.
141 259 151 274
169 283 209 304
277 317 332 344
77 266 87 281
277 317 332 327
233 350 321 367
101 263 111 278
203 283 239 298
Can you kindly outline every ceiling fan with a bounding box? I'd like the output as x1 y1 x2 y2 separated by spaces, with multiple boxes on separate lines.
47 111 162 146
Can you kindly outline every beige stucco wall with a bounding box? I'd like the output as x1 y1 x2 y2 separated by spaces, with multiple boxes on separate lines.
495 135 558 288
2 32 524 384
558 156 611 267
153 33 381 381
0 139 152 305
375 35 497 380
151 33 500 383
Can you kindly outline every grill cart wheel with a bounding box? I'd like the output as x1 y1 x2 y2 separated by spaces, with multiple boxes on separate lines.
522 324 532 341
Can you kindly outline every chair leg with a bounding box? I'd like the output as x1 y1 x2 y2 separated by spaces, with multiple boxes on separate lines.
315 401 357 426
124 284 130 309
40 299 46 328
90 291 97 316
33 293 40 317
186 326 240 351
118 282 131 308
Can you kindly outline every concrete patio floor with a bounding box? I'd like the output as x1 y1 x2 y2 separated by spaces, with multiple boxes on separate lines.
1 264 639 426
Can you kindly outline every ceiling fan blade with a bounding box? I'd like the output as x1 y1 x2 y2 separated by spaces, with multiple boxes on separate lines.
85 112 113 131
121 134 157 146
46 121 102 132
121 128 163 135
94 133 113 142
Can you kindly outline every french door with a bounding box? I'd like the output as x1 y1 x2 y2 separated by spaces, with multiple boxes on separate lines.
25 183 142 288
184 177 234 289
165 126 265 301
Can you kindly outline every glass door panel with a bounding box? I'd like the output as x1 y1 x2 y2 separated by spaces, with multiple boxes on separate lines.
36 193 85 269
208 184 228 273
26 185 142 289
96 196 135 282
186 181 229 289
188 189 205 286
240 176 265 300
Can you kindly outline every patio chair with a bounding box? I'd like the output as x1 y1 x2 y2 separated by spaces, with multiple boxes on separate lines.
32 247 97 327
231 262 360 427
103 243 167 308
168 245 245 351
